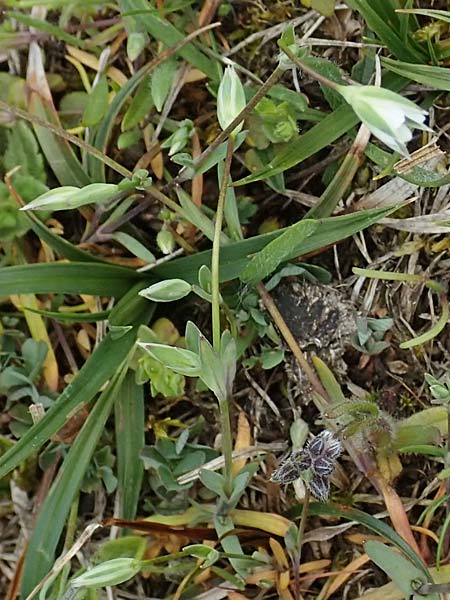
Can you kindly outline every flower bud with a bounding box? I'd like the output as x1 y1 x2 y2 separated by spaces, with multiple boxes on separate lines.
71 558 142 589
217 65 246 136
336 84 431 157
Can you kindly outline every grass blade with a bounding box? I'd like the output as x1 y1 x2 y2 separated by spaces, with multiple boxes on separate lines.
153 206 399 283
20 366 129 596
382 56 450 91
115 371 145 519
0 263 142 297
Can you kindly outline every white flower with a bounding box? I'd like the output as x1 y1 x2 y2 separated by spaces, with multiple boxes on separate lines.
336 84 431 157
217 65 246 136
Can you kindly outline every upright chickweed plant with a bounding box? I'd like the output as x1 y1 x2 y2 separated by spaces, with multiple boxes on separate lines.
138 65 249 559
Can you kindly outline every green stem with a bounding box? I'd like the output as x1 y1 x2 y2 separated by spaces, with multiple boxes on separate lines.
211 136 235 497
211 136 234 353
279 44 341 91
293 488 311 600
172 67 284 186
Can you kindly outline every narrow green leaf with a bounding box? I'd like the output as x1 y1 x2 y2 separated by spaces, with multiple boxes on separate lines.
20 306 110 323
118 0 217 81
177 187 228 244
27 45 90 187
0 262 142 297
20 368 129 596
302 503 431 578
240 219 318 284
138 343 201 375
234 104 358 186
345 0 426 62
19 209 105 262
397 9 450 25
382 56 450 91
399 296 449 349
115 371 145 519
110 232 156 263
6 10 86 48
153 206 398 284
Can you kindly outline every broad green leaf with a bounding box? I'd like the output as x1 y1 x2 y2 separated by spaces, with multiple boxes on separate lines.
71 558 142 589
139 279 192 302
312 355 346 403
82 75 109 127
151 58 177 112
240 219 318 284
22 183 118 211
198 336 226 400
382 56 450 91
365 541 439 600
122 77 154 131
199 469 225 497
115 372 145 519
183 544 220 568
138 342 200 375
4 120 46 181
214 515 248 579
399 166 450 188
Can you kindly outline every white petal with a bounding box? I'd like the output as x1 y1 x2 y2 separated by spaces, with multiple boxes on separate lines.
367 123 409 156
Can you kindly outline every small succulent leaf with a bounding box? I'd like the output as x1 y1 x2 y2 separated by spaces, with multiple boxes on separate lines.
138 343 200 376
199 468 226 498
139 279 192 302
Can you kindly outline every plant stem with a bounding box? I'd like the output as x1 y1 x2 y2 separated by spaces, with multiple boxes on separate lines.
170 66 284 186
279 44 341 91
211 136 234 353
294 488 310 600
211 135 235 497
305 122 370 219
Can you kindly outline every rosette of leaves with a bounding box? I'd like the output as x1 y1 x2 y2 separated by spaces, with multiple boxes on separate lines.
351 316 393 355
141 433 219 506
0 338 54 437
